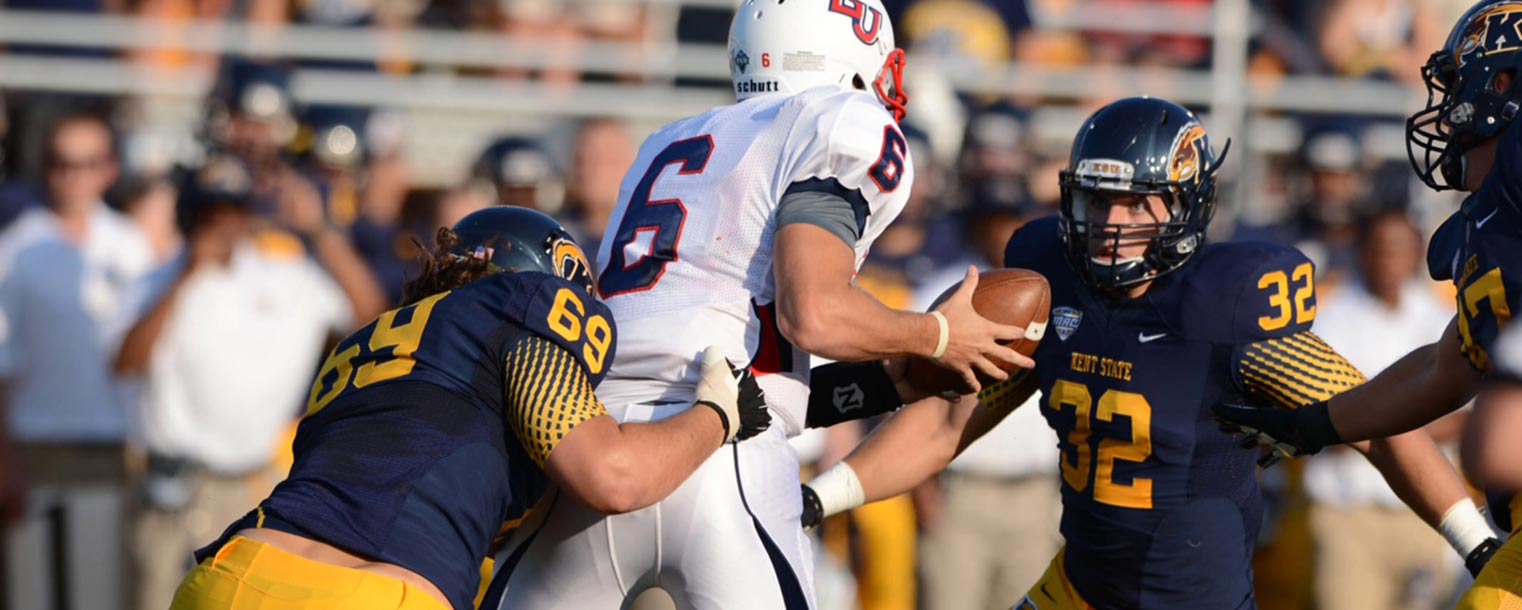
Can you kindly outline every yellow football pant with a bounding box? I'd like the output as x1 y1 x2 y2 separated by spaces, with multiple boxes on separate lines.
170 536 450 610
1012 549 1093 610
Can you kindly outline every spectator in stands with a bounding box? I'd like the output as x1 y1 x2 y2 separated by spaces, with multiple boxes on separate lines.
120 176 181 265
469 135 566 214
914 184 1061 610
0 112 153 610
1318 0 1443 84
1306 209 1461 610
562 118 636 259
115 156 366 610
1238 121 1373 290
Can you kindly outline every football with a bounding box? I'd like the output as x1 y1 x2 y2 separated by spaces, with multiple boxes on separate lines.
907 269 1051 396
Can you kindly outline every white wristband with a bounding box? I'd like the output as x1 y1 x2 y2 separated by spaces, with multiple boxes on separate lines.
929 311 949 360
1439 498 1496 557
807 461 865 519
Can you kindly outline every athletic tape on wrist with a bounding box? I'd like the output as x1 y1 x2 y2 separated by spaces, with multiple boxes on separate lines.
807 461 865 519
930 311 949 360
1440 498 1496 557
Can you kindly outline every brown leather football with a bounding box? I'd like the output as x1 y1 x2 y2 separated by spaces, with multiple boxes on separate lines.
906 268 1051 396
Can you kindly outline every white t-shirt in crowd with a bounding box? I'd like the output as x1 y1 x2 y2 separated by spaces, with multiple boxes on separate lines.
125 234 351 474
0 205 153 442
1307 279 1453 508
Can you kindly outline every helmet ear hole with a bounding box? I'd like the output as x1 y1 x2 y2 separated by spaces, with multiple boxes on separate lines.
1493 69 1516 95
852 75 867 91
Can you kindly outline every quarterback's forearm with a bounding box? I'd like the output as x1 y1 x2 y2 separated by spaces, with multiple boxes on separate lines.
774 224 937 361
1329 320 1480 442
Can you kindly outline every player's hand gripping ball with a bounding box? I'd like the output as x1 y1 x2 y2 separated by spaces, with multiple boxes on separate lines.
907 269 1050 396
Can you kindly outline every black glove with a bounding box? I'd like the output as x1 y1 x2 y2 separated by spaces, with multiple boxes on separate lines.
1467 537 1503 578
1213 400 1342 467
731 368 771 442
801 484 823 530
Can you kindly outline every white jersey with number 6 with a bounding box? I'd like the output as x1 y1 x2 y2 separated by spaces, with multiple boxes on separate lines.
593 85 913 434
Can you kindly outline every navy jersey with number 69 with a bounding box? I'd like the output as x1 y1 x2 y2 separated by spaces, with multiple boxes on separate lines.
196 271 616 610
1005 218 1364 610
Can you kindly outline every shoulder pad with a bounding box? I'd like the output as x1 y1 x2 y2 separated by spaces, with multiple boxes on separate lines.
1175 242 1317 344
1429 209 1467 281
1003 216 1064 271
788 89 911 199
471 272 618 381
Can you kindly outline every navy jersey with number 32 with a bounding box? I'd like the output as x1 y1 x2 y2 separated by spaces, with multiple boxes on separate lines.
1005 218 1357 610
197 271 616 610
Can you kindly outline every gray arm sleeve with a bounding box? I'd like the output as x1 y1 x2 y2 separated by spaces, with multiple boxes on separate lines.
777 187 863 247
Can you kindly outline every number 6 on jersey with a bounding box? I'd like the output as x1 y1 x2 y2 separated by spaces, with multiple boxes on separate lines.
598 136 716 297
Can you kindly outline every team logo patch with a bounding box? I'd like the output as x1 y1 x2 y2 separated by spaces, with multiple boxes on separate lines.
1052 306 1083 342
732 48 751 74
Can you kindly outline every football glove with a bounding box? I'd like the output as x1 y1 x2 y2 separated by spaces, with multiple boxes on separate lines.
694 346 771 444
801 484 823 530
1213 400 1342 468
1467 537 1503 578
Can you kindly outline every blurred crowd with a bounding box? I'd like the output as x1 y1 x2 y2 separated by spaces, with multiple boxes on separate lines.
0 0 1487 610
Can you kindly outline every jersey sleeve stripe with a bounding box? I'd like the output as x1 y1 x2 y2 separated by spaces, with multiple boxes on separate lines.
1236 331 1366 409
1245 342 1365 389
503 335 610 467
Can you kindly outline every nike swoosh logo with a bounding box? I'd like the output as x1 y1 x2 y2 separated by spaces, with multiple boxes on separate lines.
1138 332 1167 343
1040 582 1055 601
1477 209 1500 229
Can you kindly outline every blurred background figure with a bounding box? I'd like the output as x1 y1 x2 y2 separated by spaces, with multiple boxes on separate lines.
0 112 151 610
469 135 566 213
113 157 368 610
1305 209 1462 610
562 118 637 260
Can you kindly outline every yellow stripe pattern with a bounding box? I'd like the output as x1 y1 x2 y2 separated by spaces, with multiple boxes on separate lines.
503 335 609 468
978 370 1040 416
1238 332 1365 410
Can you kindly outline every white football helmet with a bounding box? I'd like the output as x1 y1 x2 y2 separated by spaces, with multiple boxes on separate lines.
728 0 908 121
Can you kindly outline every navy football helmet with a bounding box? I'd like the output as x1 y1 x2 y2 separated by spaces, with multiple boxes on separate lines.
450 206 594 294
1408 0 1522 191
1058 97 1228 291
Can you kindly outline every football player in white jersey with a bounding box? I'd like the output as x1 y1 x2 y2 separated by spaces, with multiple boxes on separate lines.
482 0 1030 608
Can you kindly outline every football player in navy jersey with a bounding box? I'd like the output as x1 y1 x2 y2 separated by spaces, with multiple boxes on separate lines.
1212 1 1522 606
800 97 1487 610
170 207 771 610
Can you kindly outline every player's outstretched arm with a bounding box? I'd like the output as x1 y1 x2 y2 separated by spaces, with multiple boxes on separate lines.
1215 317 1481 456
774 224 1030 392
802 372 1038 527
1219 330 1498 572
1327 317 1482 442
506 342 769 515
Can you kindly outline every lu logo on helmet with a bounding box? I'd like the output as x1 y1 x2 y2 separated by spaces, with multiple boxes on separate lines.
828 0 884 45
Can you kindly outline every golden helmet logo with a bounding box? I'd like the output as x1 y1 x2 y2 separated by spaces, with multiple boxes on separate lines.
1168 124 1208 183
552 238 591 283
1453 3 1522 67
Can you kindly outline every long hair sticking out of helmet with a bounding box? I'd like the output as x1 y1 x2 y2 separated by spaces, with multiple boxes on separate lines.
401 228 494 307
